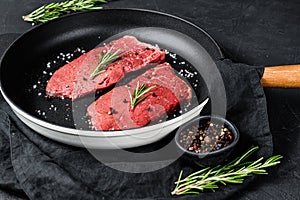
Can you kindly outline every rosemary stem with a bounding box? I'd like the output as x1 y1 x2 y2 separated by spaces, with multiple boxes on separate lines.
171 146 282 196
23 0 107 25
129 81 156 110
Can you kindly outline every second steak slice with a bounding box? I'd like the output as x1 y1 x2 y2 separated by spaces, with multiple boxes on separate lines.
46 36 165 100
87 62 193 131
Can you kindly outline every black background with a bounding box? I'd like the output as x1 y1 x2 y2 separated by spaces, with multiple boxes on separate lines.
0 0 299 199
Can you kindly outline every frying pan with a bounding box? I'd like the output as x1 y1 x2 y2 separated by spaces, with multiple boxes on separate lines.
1 9 296 149
0 9 224 149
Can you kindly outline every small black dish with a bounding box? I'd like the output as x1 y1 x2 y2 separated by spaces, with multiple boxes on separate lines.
175 115 239 167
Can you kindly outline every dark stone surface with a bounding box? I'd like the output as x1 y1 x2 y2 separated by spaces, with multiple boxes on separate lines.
0 0 299 199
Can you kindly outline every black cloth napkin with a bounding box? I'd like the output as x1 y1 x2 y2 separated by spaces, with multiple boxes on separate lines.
0 34 272 200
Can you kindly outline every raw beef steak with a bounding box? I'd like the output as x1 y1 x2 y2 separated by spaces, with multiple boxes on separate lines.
46 36 165 100
87 62 193 131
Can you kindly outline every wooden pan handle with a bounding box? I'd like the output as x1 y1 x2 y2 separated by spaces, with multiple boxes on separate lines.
261 64 300 88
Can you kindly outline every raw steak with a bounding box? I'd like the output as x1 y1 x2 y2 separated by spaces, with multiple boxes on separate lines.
87 62 193 131
46 36 165 100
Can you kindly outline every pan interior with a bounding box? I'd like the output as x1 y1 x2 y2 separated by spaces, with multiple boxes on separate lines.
0 10 218 130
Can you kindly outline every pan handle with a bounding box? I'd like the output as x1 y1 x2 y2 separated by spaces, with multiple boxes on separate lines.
261 64 300 88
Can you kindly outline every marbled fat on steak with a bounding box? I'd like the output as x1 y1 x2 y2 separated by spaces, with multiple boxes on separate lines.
87 62 193 131
46 36 165 100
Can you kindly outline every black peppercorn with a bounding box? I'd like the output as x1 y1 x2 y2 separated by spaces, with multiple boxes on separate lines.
179 120 234 153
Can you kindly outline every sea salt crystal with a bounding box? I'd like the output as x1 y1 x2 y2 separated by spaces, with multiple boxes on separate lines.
169 53 177 59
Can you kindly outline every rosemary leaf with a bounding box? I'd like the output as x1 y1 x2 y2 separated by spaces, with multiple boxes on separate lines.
175 170 183 189
129 81 156 110
90 47 122 80
171 146 283 196
23 0 107 25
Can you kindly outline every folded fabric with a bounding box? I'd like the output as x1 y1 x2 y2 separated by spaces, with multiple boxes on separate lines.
0 33 273 200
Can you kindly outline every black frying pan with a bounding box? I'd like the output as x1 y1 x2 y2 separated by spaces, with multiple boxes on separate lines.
0 9 223 148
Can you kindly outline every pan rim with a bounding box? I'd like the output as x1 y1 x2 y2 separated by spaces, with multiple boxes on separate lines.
0 8 222 137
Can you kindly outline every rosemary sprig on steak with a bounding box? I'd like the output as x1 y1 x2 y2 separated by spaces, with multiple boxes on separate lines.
129 81 156 110
90 47 123 80
171 146 282 196
22 0 107 25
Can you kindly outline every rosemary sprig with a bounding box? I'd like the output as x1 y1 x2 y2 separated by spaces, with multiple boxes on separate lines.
128 81 156 110
171 146 283 196
90 47 123 80
22 0 107 25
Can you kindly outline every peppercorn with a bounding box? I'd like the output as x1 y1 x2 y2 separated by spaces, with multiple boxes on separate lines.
178 120 234 153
